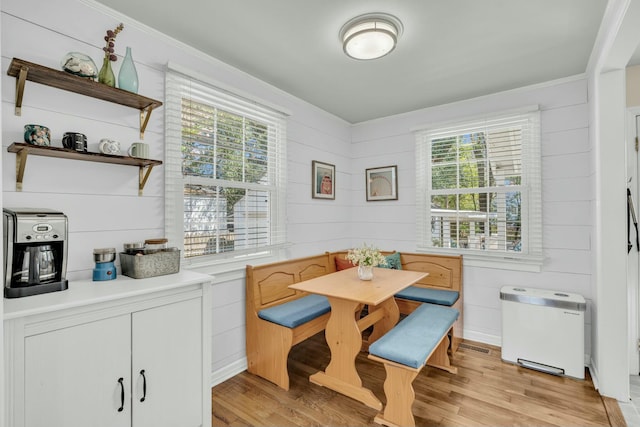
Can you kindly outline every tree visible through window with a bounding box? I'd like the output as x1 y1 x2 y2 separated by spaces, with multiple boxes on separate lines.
416 110 541 262
165 69 287 263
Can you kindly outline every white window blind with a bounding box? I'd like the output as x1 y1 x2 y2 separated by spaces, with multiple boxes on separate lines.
165 67 287 265
415 108 542 266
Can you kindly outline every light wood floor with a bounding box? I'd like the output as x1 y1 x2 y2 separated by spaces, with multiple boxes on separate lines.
212 332 625 426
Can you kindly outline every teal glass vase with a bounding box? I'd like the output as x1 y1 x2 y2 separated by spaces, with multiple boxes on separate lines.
118 47 139 93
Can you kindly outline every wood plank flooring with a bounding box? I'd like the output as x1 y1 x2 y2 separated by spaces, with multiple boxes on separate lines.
212 332 624 426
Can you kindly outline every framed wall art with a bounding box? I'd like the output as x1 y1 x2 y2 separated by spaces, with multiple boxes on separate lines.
366 165 398 201
312 160 335 199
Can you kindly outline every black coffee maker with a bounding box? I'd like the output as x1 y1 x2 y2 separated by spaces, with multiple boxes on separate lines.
3 208 69 298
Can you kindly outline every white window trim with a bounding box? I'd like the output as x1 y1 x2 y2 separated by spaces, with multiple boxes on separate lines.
164 63 289 274
414 105 543 272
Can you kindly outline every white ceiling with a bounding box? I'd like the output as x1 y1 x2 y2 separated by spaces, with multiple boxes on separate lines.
93 0 615 124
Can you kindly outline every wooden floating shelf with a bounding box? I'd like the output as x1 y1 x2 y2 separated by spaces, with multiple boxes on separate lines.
7 57 163 139
8 143 163 196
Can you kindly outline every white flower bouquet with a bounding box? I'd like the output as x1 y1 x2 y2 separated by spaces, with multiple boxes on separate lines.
346 243 387 267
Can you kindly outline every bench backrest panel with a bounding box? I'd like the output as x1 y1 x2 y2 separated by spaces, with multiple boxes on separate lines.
248 251 462 312
327 250 395 272
247 254 331 311
299 263 329 281
328 250 462 293
400 253 462 292
258 272 297 305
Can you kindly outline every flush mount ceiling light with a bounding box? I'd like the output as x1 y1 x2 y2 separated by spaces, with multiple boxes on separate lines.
340 13 403 60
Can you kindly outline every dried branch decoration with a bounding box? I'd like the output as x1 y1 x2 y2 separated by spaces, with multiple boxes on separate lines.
103 23 124 62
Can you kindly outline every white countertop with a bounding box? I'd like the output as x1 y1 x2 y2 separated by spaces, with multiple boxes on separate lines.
4 270 214 320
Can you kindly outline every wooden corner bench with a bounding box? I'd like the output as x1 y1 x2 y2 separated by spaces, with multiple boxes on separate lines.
246 251 463 390
245 254 333 390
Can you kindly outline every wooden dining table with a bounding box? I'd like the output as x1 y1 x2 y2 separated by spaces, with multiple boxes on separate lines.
288 267 428 410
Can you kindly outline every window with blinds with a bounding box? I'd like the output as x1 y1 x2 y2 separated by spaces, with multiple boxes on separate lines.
415 109 542 263
165 67 287 263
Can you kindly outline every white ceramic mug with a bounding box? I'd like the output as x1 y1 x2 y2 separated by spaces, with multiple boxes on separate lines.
128 142 149 159
99 138 120 155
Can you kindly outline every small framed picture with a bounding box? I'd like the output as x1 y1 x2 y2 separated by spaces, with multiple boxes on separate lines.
312 160 335 199
366 165 398 201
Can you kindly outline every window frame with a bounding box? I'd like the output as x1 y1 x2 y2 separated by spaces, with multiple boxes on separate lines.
414 106 543 272
165 64 289 274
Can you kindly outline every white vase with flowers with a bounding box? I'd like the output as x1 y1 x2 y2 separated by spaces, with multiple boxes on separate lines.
346 244 387 281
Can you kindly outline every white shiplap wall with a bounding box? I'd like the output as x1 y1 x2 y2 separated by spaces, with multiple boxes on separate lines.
1 0 351 381
1 0 593 384
350 77 593 350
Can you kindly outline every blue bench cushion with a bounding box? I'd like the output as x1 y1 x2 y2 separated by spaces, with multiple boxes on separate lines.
369 303 459 369
395 286 459 306
258 294 331 328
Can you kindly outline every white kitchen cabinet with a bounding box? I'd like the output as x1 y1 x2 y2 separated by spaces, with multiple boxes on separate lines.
131 297 203 426
4 270 213 427
25 314 131 427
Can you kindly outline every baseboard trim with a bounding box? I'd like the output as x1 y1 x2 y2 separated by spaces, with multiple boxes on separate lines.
463 330 501 347
210 358 247 387
590 358 600 391
462 330 591 369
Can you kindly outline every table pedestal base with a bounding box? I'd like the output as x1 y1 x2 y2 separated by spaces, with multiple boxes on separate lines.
307 298 387 410
309 372 382 410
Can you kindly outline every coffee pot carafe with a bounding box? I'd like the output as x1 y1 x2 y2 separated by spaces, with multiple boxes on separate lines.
3 208 68 298
13 245 57 285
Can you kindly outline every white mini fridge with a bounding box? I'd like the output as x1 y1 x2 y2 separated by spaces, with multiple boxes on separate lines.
500 286 586 379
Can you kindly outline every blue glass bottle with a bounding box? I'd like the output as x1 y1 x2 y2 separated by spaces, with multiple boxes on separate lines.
118 47 139 93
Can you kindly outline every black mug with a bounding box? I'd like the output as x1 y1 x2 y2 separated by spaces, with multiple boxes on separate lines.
62 132 87 152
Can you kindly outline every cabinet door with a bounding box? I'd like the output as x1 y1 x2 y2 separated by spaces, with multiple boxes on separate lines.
131 297 203 427
24 314 132 427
